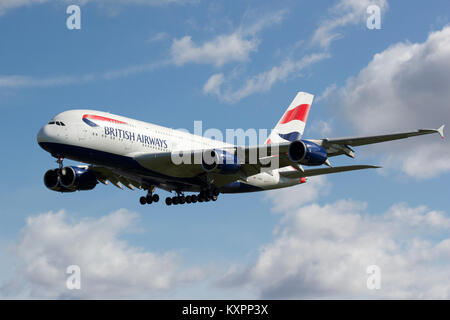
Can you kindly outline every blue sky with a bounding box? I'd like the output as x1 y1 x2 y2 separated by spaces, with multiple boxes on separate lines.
1 0 450 299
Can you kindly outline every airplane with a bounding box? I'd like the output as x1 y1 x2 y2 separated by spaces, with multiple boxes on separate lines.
36 92 445 206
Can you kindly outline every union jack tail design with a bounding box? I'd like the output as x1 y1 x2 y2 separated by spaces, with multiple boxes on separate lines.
265 92 314 144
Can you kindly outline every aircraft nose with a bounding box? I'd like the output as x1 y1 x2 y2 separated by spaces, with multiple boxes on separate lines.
37 125 51 144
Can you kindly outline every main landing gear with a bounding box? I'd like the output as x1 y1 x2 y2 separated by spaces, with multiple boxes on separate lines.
165 188 219 206
139 191 160 205
139 186 220 206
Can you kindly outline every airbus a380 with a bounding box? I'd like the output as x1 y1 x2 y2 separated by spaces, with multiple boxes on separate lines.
37 92 445 206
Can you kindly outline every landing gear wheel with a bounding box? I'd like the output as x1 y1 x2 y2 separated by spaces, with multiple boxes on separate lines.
165 197 172 206
191 195 198 203
172 197 179 205
139 196 147 205
180 196 186 204
185 195 192 204
212 195 218 201
146 193 153 204
152 194 159 203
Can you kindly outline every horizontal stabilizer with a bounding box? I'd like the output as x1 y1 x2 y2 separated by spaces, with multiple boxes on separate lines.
279 165 380 179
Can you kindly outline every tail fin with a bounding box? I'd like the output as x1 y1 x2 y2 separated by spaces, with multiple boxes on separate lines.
265 92 314 144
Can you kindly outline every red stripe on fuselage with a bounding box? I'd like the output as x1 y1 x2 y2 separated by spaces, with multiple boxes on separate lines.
280 104 310 124
82 114 127 125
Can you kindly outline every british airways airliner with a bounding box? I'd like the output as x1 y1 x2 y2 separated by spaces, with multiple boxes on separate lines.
37 92 444 206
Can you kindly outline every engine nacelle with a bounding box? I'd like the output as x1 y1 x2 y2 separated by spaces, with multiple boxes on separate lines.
60 166 98 190
44 166 97 192
201 150 241 174
288 140 328 166
44 169 74 192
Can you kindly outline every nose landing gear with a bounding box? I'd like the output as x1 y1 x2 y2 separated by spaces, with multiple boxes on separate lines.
56 156 64 171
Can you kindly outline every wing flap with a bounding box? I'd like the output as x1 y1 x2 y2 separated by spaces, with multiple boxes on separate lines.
89 166 143 190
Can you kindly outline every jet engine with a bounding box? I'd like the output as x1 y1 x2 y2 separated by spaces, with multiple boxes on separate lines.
44 166 97 192
201 150 241 174
288 140 328 166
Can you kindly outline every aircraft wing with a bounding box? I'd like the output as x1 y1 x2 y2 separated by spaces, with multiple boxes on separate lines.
133 143 294 184
89 163 220 192
133 151 243 189
89 165 144 190
310 125 445 158
128 125 444 189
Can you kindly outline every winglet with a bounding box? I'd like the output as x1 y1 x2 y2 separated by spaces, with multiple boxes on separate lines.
437 125 445 139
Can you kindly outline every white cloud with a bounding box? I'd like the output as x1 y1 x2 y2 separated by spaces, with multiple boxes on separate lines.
0 0 47 16
219 199 450 299
171 34 258 67
0 60 169 89
1 209 203 299
326 25 450 178
311 0 388 49
315 83 337 103
190 9 332 103
387 203 450 229
170 9 286 67
202 0 389 103
264 176 330 213
306 119 333 138
1 9 285 90
204 52 329 103
147 31 169 43
382 143 450 179
203 73 224 96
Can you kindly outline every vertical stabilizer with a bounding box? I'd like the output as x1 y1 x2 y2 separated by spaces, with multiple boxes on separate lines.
265 92 314 144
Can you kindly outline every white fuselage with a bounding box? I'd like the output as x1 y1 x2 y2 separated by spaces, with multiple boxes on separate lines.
37 109 302 192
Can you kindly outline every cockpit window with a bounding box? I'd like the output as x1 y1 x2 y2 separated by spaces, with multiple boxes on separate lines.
48 120 65 126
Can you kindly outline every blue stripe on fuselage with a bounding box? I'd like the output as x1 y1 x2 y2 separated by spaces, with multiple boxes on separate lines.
82 118 99 127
